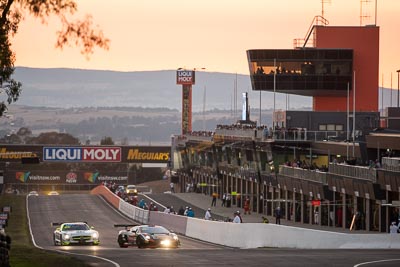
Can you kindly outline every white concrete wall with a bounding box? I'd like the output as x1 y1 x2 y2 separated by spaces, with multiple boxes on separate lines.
148 212 188 234
92 186 400 249
185 220 400 249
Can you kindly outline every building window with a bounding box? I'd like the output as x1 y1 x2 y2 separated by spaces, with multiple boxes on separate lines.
327 124 335 131
335 124 343 131
319 124 327 131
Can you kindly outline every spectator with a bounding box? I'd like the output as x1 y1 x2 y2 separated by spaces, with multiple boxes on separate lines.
170 182 175 193
221 192 226 207
232 211 242 223
178 206 185 216
152 204 158 212
211 192 217 207
244 197 251 215
184 206 189 216
138 199 146 209
390 222 398 234
262 216 269 223
204 208 212 220
187 207 194 217
226 193 232 208
275 206 281 225
164 206 171 214
170 206 175 214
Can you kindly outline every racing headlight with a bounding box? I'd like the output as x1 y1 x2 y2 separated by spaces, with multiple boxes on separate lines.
63 234 70 240
144 235 151 240
92 232 99 239
160 239 171 246
172 234 179 240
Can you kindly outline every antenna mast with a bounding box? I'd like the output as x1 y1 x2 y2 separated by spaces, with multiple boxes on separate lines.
360 0 371 26
202 86 206 131
321 0 331 18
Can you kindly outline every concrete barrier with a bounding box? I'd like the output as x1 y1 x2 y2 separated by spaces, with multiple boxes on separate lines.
91 185 149 224
90 185 120 209
91 185 400 249
148 211 188 234
185 219 400 249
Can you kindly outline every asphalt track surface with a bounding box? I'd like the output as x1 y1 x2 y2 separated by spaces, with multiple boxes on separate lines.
27 194 400 267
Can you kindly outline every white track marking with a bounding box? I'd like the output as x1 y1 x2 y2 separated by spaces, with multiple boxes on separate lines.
26 195 120 267
354 259 400 267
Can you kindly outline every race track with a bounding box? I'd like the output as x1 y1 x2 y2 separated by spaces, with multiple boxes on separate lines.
27 194 400 267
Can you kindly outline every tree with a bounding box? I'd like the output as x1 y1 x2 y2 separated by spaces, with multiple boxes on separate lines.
0 0 109 116
100 136 114 145
26 131 80 144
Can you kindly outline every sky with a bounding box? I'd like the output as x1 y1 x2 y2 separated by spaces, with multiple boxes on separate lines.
11 0 400 87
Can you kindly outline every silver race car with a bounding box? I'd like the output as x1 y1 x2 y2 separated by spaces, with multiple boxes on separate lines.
52 222 100 246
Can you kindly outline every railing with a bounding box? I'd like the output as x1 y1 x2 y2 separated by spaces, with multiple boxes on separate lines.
279 165 327 184
381 157 400 172
213 127 345 142
214 128 256 139
293 15 329 48
328 163 377 182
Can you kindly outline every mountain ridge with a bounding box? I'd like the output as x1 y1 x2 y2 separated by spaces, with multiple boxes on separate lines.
13 67 312 112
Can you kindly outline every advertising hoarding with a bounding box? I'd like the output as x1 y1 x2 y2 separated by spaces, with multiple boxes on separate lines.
0 145 170 163
13 170 128 184
176 70 195 85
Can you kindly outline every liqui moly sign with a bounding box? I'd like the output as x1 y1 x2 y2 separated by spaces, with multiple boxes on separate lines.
176 70 195 85
43 147 121 162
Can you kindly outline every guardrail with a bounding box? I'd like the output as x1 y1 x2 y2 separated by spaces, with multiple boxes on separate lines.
328 163 377 182
279 165 327 184
382 157 400 172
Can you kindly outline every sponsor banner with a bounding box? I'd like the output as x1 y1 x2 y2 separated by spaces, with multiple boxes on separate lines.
123 146 170 163
176 70 195 85
43 146 121 162
84 172 127 183
2 206 11 213
66 172 78 183
0 145 170 163
0 213 8 220
12 170 127 184
0 146 39 162
16 171 61 182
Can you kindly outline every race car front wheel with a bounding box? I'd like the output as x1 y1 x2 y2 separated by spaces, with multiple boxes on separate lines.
136 237 145 249
53 234 58 246
117 234 127 248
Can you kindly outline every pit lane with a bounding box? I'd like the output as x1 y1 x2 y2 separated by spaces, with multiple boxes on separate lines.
27 193 400 267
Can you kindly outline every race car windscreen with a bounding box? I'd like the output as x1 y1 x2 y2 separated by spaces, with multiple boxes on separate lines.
62 224 90 231
140 226 169 234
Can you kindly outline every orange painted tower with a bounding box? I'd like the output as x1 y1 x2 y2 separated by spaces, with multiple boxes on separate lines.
313 26 379 112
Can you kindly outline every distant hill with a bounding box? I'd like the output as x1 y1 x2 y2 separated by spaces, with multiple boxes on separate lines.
13 67 312 112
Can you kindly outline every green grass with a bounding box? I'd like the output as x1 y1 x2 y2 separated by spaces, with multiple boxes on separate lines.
0 194 89 267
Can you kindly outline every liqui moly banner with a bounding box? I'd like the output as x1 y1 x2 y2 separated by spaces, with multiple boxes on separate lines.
43 147 121 162
176 70 195 85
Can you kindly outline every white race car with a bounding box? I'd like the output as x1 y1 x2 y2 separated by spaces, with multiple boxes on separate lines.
52 222 99 246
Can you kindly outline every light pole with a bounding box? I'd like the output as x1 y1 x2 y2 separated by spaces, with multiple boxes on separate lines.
397 69 400 108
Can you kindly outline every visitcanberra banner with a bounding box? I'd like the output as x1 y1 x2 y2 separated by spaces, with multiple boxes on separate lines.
13 170 128 184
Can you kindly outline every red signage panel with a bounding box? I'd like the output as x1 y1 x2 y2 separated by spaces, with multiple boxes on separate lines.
176 70 195 85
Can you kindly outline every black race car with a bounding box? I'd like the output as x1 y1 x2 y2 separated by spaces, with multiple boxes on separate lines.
115 224 180 248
